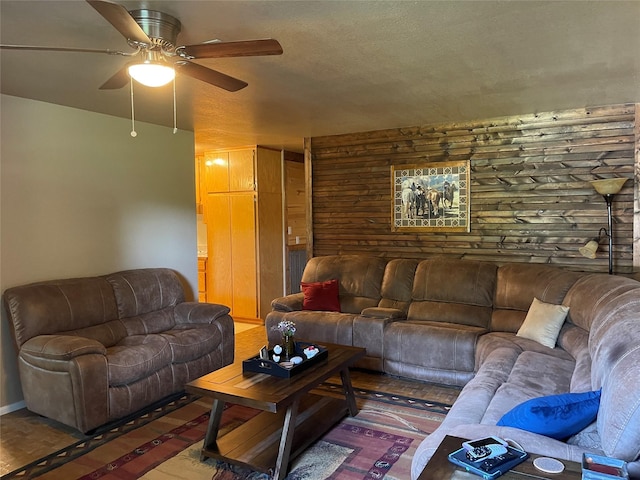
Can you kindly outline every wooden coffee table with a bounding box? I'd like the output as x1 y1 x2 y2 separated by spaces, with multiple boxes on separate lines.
418 435 582 479
185 342 366 480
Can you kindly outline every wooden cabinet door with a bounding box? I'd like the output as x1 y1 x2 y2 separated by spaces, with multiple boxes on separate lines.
229 193 258 319
205 194 233 309
229 149 255 192
204 151 230 193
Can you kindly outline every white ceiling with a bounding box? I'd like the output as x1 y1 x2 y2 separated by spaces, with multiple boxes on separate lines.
2 1 639 155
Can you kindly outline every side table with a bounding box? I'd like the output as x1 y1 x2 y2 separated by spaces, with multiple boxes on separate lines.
418 435 582 479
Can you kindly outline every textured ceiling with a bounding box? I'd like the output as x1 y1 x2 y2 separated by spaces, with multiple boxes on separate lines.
1 1 639 154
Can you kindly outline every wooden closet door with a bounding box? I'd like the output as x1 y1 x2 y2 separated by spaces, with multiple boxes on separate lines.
204 152 230 192
230 193 258 320
229 149 255 192
205 194 233 309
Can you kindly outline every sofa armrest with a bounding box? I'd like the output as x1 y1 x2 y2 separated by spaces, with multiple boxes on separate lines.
20 335 106 361
271 293 304 312
174 302 231 324
353 311 404 367
18 335 109 433
447 424 587 463
360 307 406 320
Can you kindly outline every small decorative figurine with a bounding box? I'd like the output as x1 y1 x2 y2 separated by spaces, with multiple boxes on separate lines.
303 345 320 359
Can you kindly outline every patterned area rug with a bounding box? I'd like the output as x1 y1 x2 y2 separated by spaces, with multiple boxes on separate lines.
3 384 450 480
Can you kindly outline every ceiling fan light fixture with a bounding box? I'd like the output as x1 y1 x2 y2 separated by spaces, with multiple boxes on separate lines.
128 61 175 87
127 49 174 87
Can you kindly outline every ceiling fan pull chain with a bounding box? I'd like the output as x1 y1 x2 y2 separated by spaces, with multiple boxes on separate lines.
130 78 137 137
173 78 177 134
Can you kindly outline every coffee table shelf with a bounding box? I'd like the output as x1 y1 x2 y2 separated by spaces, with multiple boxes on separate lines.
186 342 365 480
202 394 346 473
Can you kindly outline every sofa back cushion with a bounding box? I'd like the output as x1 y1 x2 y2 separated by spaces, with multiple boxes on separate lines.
587 288 640 461
301 255 387 314
408 259 497 328
120 307 177 335
378 259 419 313
564 274 640 331
556 323 591 392
491 264 581 332
106 268 185 319
4 276 119 349
65 320 128 348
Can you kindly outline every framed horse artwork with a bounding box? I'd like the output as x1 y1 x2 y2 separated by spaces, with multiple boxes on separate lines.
391 160 470 232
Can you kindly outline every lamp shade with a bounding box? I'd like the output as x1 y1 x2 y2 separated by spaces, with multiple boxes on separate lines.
128 62 175 87
579 240 599 259
590 178 627 195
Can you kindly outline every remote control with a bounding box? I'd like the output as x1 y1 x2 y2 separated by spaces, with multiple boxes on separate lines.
480 451 519 472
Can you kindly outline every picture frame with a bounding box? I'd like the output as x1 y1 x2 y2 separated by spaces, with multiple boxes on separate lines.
391 160 470 232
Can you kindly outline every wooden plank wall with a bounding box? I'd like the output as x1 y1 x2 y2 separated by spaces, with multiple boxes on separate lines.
307 104 638 274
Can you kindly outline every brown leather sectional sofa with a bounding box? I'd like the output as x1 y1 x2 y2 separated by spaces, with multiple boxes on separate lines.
4 268 234 433
265 255 640 479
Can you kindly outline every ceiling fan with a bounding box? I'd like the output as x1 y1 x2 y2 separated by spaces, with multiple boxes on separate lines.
0 0 283 92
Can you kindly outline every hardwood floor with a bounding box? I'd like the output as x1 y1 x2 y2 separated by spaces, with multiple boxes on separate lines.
0 323 460 476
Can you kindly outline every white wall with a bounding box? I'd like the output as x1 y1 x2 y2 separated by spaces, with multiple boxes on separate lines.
0 94 197 411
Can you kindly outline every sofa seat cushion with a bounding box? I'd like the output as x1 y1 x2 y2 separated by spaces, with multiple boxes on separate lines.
442 346 521 428
107 334 172 386
475 332 574 368
160 325 224 363
567 421 601 450
481 351 575 425
384 321 486 386
266 310 356 346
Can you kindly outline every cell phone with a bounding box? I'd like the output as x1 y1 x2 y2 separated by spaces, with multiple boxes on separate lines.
462 436 508 452
449 445 528 480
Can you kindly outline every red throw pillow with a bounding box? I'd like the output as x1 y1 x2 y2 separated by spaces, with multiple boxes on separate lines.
301 279 341 312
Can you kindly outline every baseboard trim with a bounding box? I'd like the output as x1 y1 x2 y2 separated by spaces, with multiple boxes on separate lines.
0 400 26 416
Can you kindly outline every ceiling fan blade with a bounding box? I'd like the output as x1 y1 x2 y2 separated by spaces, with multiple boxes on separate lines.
99 66 130 90
0 44 129 55
86 0 151 45
175 61 247 92
180 39 283 59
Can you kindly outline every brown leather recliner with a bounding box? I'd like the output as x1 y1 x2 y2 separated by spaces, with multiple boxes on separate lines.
3 268 234 433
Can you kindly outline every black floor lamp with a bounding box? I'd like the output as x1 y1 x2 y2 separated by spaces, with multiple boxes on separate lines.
580 178 628 275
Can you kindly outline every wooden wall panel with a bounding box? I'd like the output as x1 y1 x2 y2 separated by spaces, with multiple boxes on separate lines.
307 104 638 274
